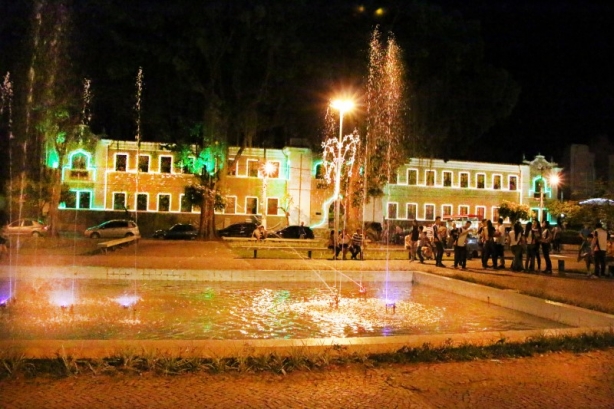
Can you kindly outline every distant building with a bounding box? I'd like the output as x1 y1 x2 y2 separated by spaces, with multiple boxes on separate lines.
562 137 614 199
58 139 561 231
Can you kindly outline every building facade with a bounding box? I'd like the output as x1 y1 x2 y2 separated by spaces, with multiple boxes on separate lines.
59 139 561 232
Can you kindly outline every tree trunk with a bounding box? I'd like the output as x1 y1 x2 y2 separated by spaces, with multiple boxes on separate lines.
47 168 62 237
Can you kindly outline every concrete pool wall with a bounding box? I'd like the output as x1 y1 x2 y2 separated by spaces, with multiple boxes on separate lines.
1 266 613 358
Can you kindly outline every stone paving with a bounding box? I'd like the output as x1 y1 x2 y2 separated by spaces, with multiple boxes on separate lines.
1 239 613 408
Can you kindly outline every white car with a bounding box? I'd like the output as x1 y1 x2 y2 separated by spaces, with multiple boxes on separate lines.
2 218 49 237
84 220 140 239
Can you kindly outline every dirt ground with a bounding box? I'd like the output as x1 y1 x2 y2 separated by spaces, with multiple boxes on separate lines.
1 238 613 408
1 350 613 408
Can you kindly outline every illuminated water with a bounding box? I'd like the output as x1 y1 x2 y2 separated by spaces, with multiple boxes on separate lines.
0 279 569 340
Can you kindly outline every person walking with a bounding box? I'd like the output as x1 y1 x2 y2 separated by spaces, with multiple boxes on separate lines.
590 222 608 278
509 221 525 272
432 216 446 267
453 221 471 269
541 220 553 274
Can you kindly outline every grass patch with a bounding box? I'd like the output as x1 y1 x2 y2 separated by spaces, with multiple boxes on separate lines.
1 331 612 379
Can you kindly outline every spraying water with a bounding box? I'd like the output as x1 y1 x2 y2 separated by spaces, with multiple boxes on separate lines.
365 28 407 306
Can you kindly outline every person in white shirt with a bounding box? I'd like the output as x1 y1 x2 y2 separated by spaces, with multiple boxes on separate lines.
495 218 507 269
453 221 472 269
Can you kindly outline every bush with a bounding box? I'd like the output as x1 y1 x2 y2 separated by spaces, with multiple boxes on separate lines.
560 229 582 245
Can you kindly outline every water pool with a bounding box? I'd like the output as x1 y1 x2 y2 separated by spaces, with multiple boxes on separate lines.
0 278 570 340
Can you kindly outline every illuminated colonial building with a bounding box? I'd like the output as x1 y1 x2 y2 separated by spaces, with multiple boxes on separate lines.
59 140 561 233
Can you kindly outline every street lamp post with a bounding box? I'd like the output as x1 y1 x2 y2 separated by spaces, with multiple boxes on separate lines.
330 99 355 254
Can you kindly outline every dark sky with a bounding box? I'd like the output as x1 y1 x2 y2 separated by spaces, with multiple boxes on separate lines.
437 0 614 163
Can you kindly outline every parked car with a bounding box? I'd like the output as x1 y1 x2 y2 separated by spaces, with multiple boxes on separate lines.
274 225 315 239
2 218 49 237
153 224 198 240
84 219 140 239
217 222 258 238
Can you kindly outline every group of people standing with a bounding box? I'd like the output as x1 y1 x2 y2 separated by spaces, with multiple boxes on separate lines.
404 217 473 269
479 218 554 273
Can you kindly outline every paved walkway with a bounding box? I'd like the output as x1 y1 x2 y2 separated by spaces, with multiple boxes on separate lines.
1 238 613 408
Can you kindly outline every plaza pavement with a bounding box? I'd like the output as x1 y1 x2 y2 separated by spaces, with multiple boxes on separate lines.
1 238 613 408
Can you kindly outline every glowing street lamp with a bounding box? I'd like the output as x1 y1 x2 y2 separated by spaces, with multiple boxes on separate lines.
329 98 356 253
539 172 560 222
261 161 277 229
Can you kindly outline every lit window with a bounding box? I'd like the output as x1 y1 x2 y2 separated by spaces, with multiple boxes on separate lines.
78 192 91 209
158 194 170 211
426 170 435 186
443 171 452 187
477 174 485 189
476 206 485 220
137 194 148 211
509 176 517 191
407 169 417 185
460 173 469 188
387 202 398 219
246 197 258 214
138 155 150 173
72 153 87 169
115 154 127 172
113 193 126 210
406 203 417 219
247 160 259 177
424 204 434 221
459 205 469 216
442 205 452 217
493 175 501 190
160 156 172 173
267 198 278 215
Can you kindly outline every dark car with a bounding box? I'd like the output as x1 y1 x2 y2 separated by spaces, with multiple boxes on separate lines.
274 225 314 239
153 224 198 240
217 222 258 238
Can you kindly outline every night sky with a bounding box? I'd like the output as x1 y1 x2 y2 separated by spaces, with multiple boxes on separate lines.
0 0 612 165
436 0 614 163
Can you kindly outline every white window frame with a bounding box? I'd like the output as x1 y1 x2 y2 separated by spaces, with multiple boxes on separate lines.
136 193 149 211
157 193 172 212
159 155 173 174
113 192 127 210
138 154 151 173
459 172 470 188
115 153 128 172
406 203 418 220
387 202 398 219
